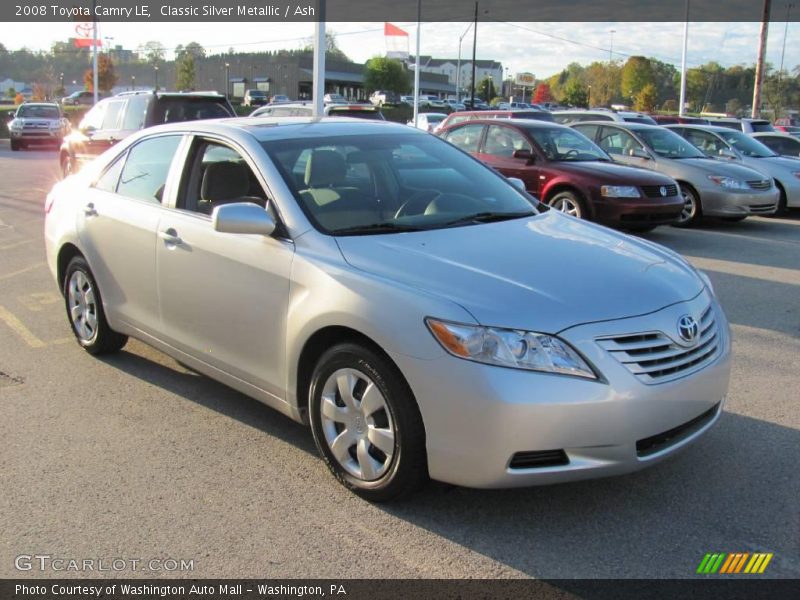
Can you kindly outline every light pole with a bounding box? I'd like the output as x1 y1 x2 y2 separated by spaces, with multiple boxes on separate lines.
224 62 230 99
455 22 473 102
131 75 135 91
587 85 592 108
609 29 616 63
778 2 794 115
154 65 158 91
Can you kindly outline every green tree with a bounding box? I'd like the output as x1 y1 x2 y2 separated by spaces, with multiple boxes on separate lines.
6 87 16 99
478 76 496 101
138 41 165 66
363 57 409 94
175 52 196 91
620 56 654 101
633 83 658 112
561 80 589 107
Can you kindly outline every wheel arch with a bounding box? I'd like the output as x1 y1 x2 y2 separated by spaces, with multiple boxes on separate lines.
56 243 84 293
543 183 593 219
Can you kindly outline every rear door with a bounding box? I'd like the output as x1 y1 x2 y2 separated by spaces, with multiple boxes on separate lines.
77 134 184 331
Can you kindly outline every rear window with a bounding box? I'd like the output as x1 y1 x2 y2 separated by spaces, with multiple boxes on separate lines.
623 116 657 125
510 111 555 123
750 121 775 133
152 98 233 124
326 107 385 120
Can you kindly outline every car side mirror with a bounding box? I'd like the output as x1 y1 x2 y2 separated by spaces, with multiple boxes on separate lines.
512 149 535 163
82 125 97 135
507 177 526 192
212 202 276 236
629 148 651 160
718 148 737 159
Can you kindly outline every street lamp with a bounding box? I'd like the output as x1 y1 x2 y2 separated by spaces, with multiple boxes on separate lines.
131 75 135 91
224 62 230 99
609 29 616 63
154 65 159 91
455 22 473 102
587 85 592 108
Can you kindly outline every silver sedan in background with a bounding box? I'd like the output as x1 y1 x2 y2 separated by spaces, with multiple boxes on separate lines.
572 121 780 225
45 118 731 501
665 124 800 213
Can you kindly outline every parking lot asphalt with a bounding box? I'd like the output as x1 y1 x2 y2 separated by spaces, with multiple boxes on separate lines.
0 139 798 580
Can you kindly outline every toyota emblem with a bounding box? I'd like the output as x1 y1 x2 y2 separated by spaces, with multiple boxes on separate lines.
660 186 668 197
677 315 699 344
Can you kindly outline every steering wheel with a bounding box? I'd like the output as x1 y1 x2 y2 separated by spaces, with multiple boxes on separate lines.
563 149 579 158
394 190 442 218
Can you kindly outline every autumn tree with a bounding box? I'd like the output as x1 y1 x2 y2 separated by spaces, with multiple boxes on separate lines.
620 56 655 101
633 83 658 112
533 82 553 104
83 53 118 93
364 57 409 94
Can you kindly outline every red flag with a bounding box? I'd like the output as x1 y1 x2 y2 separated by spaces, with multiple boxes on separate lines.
384 22 409 37
74 38 102 48
385 23 409 58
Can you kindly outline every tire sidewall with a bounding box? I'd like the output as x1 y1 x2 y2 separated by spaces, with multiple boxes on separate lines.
549 191 584 219
676 184 701 226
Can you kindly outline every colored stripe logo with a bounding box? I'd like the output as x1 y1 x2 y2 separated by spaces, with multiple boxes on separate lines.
697 553 773 574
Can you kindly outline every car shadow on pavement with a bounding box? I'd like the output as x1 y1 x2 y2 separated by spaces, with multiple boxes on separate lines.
382 411 800 579
99 349 317 457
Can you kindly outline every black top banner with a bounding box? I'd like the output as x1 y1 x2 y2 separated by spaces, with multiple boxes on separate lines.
3 0 797 23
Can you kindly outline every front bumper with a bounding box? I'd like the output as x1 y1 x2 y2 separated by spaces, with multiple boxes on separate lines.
10 129 65 142
698 186 779 216
591 195 684 227
393 290 731 488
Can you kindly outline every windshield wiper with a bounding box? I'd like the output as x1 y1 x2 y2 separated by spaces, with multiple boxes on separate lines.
441 211 534 227
332 222 425 235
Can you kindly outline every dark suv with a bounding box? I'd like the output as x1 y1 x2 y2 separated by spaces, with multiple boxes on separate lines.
59 90 234 177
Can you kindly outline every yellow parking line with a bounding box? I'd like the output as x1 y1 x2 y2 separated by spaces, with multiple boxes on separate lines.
0 304 46 348
0 261 45 281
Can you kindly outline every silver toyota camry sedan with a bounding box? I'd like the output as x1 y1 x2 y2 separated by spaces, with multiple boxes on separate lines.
45 118 731 501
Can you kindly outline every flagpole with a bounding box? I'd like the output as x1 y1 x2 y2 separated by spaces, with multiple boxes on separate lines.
678 0 689 117
413 0 421 128
92 0 98 103
313 0 326 118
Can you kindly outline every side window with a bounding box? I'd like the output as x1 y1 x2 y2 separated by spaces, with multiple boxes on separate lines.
575 124 599 141
484 125 530 158
79 103 106 131
271 107 292 117
121 96 148 130
597 128 641 155
685 130 725 155
444 124 484 153
181 141 268 215
93 153 126 193
117 136 182 204
101 100 126 130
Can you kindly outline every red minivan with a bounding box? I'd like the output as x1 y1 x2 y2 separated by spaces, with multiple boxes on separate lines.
438 119 684 231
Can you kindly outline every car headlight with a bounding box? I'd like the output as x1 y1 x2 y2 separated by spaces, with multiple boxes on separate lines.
9 120 22 131
707 175 749 190
426 318 597 379
601 185 640 198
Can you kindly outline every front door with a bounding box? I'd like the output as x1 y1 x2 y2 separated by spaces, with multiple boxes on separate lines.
477 124 541 195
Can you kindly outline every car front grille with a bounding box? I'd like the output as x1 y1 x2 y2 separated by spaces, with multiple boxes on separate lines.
22 123 49 129
749 203 777 213
636 402 720 457
508 449 569 469
641 184 678 198
596 305 720 384
747 180 772 191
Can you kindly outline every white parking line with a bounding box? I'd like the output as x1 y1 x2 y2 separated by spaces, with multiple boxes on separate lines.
0 262 45 281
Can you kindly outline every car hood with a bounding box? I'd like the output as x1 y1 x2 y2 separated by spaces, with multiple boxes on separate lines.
664 156 769 180
549 160 675 184
336 212 703 333
745 155 800 173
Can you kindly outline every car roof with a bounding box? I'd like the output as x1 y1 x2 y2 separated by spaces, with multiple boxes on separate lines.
18 102 60 108
447 118 568 130
752 131 799 139
140 117 421 142
665 124 745 134
570 120 659 131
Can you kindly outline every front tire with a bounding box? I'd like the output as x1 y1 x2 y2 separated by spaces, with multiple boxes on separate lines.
673 183 702 227
309 343 427 501
63 256 128 355
61 153 76 178
548 190 586 219
10 139 21 151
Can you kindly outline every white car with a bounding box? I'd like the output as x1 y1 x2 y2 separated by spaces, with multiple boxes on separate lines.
407 112 448 132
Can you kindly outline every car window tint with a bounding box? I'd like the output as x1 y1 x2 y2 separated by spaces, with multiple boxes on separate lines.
93 153 126 193
116 136 181 204
484 125 530 158
684 130 726 156
80 103 106 130
180 140 268 215
101 100 126 130
444 124 484 153
122 95 148 130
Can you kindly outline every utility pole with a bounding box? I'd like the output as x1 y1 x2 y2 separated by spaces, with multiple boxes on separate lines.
470 2 478 108
312 0 326 118
413 0 421 127
92 0 98 104
679 0 690 116
778 2 794 115
752 0 771 118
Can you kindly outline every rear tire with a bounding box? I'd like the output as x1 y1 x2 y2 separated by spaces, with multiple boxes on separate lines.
10 140 20 151
63 256 128 355
673 183 702 227
308 343 428 501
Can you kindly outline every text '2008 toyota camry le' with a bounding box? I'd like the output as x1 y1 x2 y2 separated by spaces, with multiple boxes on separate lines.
44 118 731 501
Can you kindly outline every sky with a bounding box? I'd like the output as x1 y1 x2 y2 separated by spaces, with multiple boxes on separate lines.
3 21 799 78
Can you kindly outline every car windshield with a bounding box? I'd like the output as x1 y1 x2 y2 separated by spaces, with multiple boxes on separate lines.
718 130 777 158
17 105 60 119
248 90 265 96
635 128 707 158
750 121 774 133
262 132 537 235
527 127 610 162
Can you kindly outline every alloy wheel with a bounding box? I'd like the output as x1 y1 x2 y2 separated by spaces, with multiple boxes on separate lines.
67 270 98 342
679 188 697 223
319 368 396 481
550 195 582 218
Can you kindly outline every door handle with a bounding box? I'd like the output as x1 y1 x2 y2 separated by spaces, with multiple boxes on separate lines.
158 228 182 246
83 203 97 217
